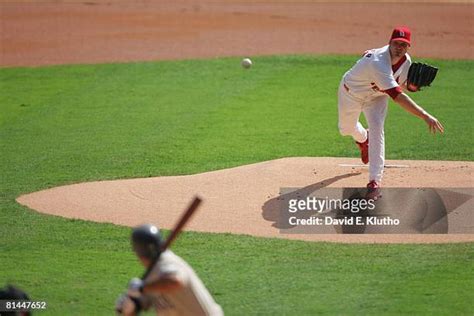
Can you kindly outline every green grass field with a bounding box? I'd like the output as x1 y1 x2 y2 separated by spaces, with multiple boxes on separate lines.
1 55 473 315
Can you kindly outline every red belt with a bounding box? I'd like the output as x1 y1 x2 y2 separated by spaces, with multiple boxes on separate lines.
343 83 350 92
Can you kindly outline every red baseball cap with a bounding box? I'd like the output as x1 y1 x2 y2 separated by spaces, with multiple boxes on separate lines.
390 26 411 45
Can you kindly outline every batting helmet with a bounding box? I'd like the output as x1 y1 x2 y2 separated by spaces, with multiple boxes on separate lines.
131 224 162 260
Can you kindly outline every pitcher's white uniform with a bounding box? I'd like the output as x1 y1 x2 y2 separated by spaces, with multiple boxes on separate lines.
338 45 411 182
140 250 224 316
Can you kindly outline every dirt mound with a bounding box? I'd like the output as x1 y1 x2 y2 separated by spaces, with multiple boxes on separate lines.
17 157 474 244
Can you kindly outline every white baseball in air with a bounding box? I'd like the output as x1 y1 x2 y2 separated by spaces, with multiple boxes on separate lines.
241 58 252 69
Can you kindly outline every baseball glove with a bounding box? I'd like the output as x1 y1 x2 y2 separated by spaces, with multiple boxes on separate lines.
407 62 438 92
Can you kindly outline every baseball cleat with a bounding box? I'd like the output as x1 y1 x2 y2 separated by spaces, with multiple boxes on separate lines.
355 131 369 164
366 180 382 201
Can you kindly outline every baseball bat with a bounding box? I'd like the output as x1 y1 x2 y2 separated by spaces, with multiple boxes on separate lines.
141 196 202 279
161 196 202 251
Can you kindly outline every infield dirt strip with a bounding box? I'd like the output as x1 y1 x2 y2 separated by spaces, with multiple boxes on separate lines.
6 1 474 243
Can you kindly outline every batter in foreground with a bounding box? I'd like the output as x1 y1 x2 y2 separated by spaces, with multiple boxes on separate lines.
338 26 444 200
116 224 223 316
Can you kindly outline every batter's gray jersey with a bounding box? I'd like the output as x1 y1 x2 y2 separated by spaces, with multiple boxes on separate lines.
140 250 223 316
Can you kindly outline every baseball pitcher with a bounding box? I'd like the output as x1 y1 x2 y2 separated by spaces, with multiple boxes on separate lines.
338 26 444 199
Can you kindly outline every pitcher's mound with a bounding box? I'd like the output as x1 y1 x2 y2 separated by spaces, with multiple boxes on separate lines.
17 157 474 244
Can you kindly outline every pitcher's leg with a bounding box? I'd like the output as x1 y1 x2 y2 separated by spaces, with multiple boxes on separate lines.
363 97 388 183
337 85 367 143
